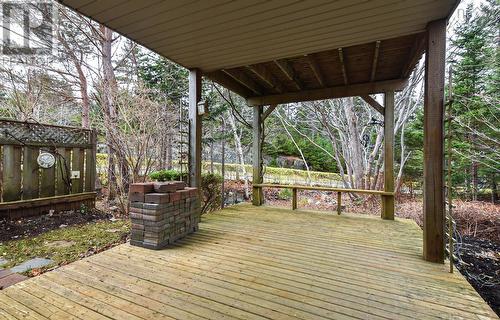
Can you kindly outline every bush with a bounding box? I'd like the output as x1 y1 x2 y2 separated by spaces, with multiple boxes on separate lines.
278 188 292 200
201 173 223 214
149 169 187 182
149 170 222 215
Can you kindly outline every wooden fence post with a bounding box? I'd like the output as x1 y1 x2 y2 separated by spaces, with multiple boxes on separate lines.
56 148 71 195
292 188 297 210
71 148 84 194
22 147 39 200
2 145 21 201
337 192 342 215
85 130 97 192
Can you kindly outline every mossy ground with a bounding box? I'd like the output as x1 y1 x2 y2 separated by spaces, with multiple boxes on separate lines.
0 220 130 275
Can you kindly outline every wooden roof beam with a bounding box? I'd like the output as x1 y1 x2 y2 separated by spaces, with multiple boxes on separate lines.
222 69 263 96
370 41 381 82
401 33 426 78
262 104 278 121
247 78 407 106
305 54 325 87
361 94 384 115
205 70 254 98
274 59 302 90
246 65 283 94
338 48 349 85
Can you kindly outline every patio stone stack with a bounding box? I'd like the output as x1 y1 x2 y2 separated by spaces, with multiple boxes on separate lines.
128 181 201 249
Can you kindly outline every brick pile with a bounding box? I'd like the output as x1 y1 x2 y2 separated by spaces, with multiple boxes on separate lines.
128 181 201 249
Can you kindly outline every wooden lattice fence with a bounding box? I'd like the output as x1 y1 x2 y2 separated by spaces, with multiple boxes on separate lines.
0 119 97 218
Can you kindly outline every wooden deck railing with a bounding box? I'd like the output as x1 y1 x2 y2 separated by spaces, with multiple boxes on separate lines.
253 183 394 215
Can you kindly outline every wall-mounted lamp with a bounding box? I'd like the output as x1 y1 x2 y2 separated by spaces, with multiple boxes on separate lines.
369 117 384 127
197 100 208 116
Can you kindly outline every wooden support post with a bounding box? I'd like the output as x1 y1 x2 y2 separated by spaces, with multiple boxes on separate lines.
292 188 297 210
423 19 446 263
252 105 264 206
382 90 395 220
189 69 202 188
337 192 342 215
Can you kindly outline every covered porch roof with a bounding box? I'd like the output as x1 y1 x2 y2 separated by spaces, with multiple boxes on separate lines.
57 0 457 264
59 0 456 104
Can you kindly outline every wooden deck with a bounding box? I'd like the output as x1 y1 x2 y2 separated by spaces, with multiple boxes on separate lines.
0 204 497 320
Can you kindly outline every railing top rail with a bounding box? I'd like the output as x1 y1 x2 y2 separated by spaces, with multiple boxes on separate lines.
253 183 394 196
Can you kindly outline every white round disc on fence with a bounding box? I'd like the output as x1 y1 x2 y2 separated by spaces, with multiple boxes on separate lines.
37 152 55 169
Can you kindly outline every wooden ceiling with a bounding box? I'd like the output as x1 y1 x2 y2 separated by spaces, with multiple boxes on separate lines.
208 32 426 105
58 0 457 104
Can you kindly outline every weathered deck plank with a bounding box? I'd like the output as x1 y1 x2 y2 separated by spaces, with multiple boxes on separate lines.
1 204 497 319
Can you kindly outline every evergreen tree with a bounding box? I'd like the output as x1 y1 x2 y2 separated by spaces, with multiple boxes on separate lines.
450 1 499 201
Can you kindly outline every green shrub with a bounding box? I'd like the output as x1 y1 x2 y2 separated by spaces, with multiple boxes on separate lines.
201 173 223 214
149 169 187 182
149 170 222 215
278 188 292 200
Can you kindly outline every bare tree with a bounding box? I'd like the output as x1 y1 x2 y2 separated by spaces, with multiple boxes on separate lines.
276 63 425 193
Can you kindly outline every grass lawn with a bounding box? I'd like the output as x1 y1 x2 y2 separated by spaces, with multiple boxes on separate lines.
0 220 130 275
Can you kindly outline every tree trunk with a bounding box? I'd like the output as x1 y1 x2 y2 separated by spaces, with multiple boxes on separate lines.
210 140 214 173
57 31 90 129
471 161 478 201
344 98 365 189
226 111 249 199
491 172 497 204
100 26 121 200
166 133 173 170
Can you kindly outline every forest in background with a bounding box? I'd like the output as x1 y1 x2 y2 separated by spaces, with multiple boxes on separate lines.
0 0 497 208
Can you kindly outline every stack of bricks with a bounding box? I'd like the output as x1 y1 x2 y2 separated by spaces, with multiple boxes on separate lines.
128 181 201 249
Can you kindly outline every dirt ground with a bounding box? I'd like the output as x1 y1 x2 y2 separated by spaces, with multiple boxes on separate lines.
0 208 112 242
455 236 500 315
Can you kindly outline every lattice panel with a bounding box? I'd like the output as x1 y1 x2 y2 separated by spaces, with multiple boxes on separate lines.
0 120 92 147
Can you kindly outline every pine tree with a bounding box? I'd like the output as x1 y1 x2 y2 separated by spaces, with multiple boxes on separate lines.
450 1 499 201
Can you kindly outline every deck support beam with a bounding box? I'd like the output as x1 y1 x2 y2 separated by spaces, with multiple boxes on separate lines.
361 95 384 115
382 91 395 220
189 69 202 188
423 19 446 263
247 79 406 106
252 105 264 206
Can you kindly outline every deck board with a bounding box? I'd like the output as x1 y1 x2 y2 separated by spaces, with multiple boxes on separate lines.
1 204 497 319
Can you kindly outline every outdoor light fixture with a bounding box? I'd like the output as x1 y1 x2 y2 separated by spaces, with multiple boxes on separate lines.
197 100 208 116
369 117 384 127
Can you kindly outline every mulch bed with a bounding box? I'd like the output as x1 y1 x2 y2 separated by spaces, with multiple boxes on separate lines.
0 209 112 242
455 236 500 316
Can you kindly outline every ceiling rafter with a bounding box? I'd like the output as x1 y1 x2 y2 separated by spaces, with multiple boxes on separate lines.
246 65 283 94
273 59 302 91
305 54 325 87
338 48 349 85
205 70 253 98
221 69 263 96
401 32 426 78
370 41 381 82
